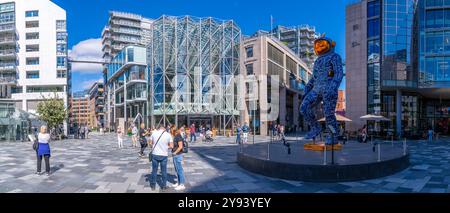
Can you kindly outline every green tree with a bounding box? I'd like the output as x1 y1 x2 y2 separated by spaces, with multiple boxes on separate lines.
36 93 67 135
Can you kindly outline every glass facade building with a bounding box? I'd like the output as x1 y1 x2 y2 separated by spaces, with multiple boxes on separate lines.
348 0 450 137
105 15 241 133
149 16 240 132
107 45 148 131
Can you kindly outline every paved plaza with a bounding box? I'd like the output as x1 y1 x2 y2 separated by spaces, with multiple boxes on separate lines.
1 133 450 193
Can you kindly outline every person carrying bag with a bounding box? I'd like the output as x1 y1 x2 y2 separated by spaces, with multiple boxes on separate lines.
148 132 164 162
149 125 174 191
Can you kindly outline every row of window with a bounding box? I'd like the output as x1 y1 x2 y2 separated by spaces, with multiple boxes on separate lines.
0 11 14 24
25 70 67 79
24 20 66 30
0 3 14 13
25 86 64 93
25 57 67 67
424 31 450 53
426 0 450 7
426 9 450 28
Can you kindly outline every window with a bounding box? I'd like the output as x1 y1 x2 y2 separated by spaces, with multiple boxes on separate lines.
26 57 39 65
25 10 39 17
0 11 14 24
367 0 380 18
353 24 359 31
26 86 64 93
426 9 450 28
367 18 380 38
11 86 22 94
268 43 284 65
367 39 380 62
286 56 297 73
57 57 66 67
57 70 66 78
25 21 39 28
245 46 253 58
26 32 39 40
56 20 66 30
57 44 66 54
127 48 134 62
0 3 14 13
26 71 39 79
246 63 254 75
26 45 39 52
56 32 67 42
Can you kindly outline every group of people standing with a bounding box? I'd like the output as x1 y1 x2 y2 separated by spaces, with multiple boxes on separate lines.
75 125 90 139
235 122 250 144
271 124 285 141
116 123 187 191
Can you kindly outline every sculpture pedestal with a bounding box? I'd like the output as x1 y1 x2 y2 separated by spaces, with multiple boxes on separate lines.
304 142 342 151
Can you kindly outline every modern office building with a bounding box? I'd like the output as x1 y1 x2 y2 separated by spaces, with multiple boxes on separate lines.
253 25 319 69
88 81 104 129
241 34 312 135
346 0 450 137
105 15 241 134
101 11 152 130
0 0 69 136
149 15 240 133
106 45 148 132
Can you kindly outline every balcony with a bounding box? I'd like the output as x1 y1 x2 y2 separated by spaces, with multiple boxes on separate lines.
0 63 17 72
111 27 141 36
111 35 140 43
111 44 124 50
0 36 16 45
0 76 17 85
0 24 15 33
0 49 16 59
110 19 141 28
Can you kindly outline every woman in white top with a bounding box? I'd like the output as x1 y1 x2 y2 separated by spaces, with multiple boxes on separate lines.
36 126 51 176
117 126 124 148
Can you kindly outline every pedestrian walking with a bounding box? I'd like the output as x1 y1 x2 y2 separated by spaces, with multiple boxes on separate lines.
138 123 149 157
172 126 187 191
85 125 89 139
131 124 138 147
428 127 434 142
236 124 242 144
80 125 85 139
189 124 196 143
242 122 250 144
117 126 124 148
36 126 51 176
149 125 174 191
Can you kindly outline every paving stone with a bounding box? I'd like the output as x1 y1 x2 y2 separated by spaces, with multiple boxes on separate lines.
1 133 450 193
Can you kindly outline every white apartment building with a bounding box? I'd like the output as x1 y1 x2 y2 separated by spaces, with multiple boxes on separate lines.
0 0 69 132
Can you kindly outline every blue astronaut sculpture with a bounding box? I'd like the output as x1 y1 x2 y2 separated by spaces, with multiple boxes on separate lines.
300 36 344 145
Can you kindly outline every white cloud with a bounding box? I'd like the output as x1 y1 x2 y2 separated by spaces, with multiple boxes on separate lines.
81 78 103 90
69 38 103 74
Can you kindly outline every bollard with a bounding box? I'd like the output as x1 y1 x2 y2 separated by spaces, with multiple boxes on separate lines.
267 142 270 160
391 135 394 147
377 142 381 162
323 144 327 165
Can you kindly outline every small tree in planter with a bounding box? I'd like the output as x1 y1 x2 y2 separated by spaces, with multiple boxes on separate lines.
37 93 67 140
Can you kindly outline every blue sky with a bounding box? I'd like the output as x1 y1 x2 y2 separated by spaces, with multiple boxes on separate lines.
53 0 352 92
